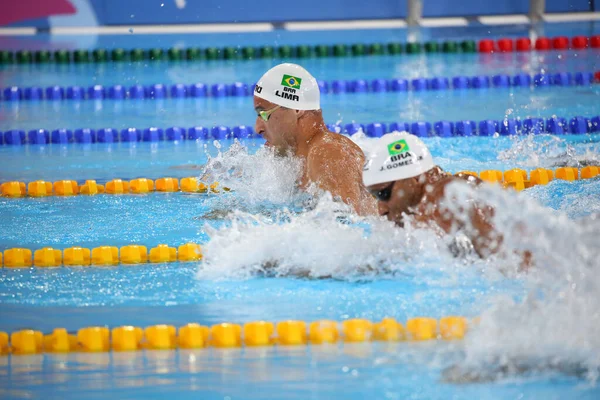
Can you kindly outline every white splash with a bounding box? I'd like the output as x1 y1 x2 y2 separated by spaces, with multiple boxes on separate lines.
440 181 600 382
198 193 460 281
199 141 305 207
497 133 600 168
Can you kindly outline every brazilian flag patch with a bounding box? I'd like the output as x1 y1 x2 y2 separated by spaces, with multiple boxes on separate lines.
281 74 302 89
387 139 410 155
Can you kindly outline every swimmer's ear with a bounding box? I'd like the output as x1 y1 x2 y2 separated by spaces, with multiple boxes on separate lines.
295 109 307 118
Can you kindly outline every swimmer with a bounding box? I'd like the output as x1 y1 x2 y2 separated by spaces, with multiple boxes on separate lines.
253 63 377 216
363 132 501 258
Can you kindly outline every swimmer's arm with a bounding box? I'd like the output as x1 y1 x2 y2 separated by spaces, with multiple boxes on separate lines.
453 174 533 268
306 143 376 216
451 174 504 257
413 176 502 258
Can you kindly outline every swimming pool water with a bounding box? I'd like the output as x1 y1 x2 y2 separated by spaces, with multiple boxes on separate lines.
1 24 600 399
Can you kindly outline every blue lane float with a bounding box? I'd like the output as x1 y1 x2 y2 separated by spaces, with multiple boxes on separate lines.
456 121 477 136
129 85 146 99
452 76 470 89
66 87 84 100
434 121 454 137
411 122 432 137
412 78 428 91
51 129 73 144
523 118 545 134
28 129 49 144
211 126 230 139
166 127 185 141
500 119 521 136
109 85 126 100
188 127 209 140
546 117 568 134
371 79 388 92
366 123 386 137
389 122 409 132
1 116 599 146
471 76 490 89
88 85 105 100
575 72 593 85
143 127 164 142
430 77 449 90
75 128 95 143
24 87 43 100
390 79 409 92
2 71 597 103
4 87 22 101
121 128 141 142
98 128 118 143
492 75 511 88
533 74 551 87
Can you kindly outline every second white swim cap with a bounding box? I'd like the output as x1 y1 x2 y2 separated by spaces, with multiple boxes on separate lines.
362 132 435 187
254 63 320 110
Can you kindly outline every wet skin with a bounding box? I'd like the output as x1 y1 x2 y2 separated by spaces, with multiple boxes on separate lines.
254 96 377 216
368 168 501 258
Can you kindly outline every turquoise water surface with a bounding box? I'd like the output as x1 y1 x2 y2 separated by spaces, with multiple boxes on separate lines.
1 24 600 399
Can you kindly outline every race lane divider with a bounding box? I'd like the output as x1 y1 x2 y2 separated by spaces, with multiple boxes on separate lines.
1 34 598 66
2 70 599 103
1 167 598 199
1 243 203 268
0 178 226 197
2 114 600 146
0 316 472 355
457 166 600 191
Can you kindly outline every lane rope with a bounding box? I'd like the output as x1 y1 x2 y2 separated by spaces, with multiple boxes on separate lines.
0 178 225 197
1 243 202 267
0 167 597 200
0 34 598 66
0 316 473 355
1 114 599 146
1 70 599 103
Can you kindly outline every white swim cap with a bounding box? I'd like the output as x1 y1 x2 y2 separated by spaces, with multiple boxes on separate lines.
362 132 435 187
254 63 320 110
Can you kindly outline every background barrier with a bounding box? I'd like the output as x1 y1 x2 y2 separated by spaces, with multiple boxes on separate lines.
3 0 595 28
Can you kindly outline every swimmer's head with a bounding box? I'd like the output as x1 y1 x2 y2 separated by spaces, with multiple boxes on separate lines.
253 63 321 153
254 63 320 110
362 132 437 225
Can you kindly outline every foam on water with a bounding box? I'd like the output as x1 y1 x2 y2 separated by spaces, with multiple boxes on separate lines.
439 182 600 383
199 188 476 280
497 133 600 168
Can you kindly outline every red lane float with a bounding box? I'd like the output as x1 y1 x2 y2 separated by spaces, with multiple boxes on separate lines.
516 37 531 51
571 36 588 49
497 38 514 52
591 35 600 49
478 39 495 53
552 36 569 50
535 37 551 51
595 71 600 83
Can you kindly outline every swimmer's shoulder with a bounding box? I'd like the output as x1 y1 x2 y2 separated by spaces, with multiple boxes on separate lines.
316 130 365 159
309 131 362 159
